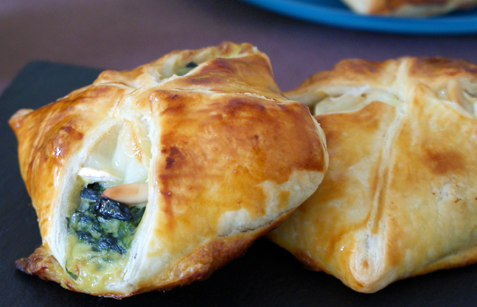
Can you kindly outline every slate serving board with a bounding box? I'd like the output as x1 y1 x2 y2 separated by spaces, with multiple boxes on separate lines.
1 61 477 307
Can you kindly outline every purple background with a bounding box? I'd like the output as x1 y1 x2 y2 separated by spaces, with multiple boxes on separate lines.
1 0 476 94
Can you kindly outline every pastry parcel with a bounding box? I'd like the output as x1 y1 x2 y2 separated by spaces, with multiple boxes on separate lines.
10 42 328 298
268 57 477 293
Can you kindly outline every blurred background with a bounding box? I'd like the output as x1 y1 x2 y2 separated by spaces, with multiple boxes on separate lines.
2 0 476 97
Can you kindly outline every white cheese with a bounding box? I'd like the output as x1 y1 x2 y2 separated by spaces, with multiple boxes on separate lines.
78 167 121 182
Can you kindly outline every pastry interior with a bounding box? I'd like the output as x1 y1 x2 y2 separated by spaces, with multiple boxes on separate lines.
62 121 150 291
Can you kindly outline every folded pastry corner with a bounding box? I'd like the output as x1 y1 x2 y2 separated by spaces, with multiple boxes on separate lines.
267 56 477 293
9 42 328 298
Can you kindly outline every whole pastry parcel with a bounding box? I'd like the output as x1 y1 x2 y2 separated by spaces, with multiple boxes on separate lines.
9 42 328 298
268 57 477 293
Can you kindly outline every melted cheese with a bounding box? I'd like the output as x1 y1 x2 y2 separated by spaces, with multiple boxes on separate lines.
315 89 401 115
78 167 120 182
65 236 128 293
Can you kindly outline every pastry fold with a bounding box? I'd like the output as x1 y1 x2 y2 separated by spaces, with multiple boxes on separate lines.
10 42 328 298
267 57 477 293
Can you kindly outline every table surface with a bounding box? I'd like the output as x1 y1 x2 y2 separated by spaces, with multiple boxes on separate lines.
2 1 477 305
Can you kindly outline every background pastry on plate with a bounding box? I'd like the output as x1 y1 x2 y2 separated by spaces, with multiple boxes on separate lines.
341 0 477 16
10 42 328 298
267 56 477 293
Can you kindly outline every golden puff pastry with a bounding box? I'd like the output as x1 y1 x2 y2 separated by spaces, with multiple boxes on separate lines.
341 0 477 16
10 42 328 298
267 57 477 293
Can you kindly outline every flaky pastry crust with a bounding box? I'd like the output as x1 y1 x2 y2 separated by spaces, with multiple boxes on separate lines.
268 57 477 293
10 42 328 297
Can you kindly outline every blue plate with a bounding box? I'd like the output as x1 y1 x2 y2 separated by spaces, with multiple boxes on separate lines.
240 0 477 34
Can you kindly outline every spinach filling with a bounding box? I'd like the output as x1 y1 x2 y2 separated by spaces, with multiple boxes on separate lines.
67 183 145 255
176 61 198 76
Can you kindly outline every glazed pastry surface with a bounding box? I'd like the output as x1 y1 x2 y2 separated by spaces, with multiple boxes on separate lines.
10 42 328 298
268 57 477 293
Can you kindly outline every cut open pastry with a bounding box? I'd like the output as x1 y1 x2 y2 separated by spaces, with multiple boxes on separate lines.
341 0 477 16
10 42 328 298
267 57 477 293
